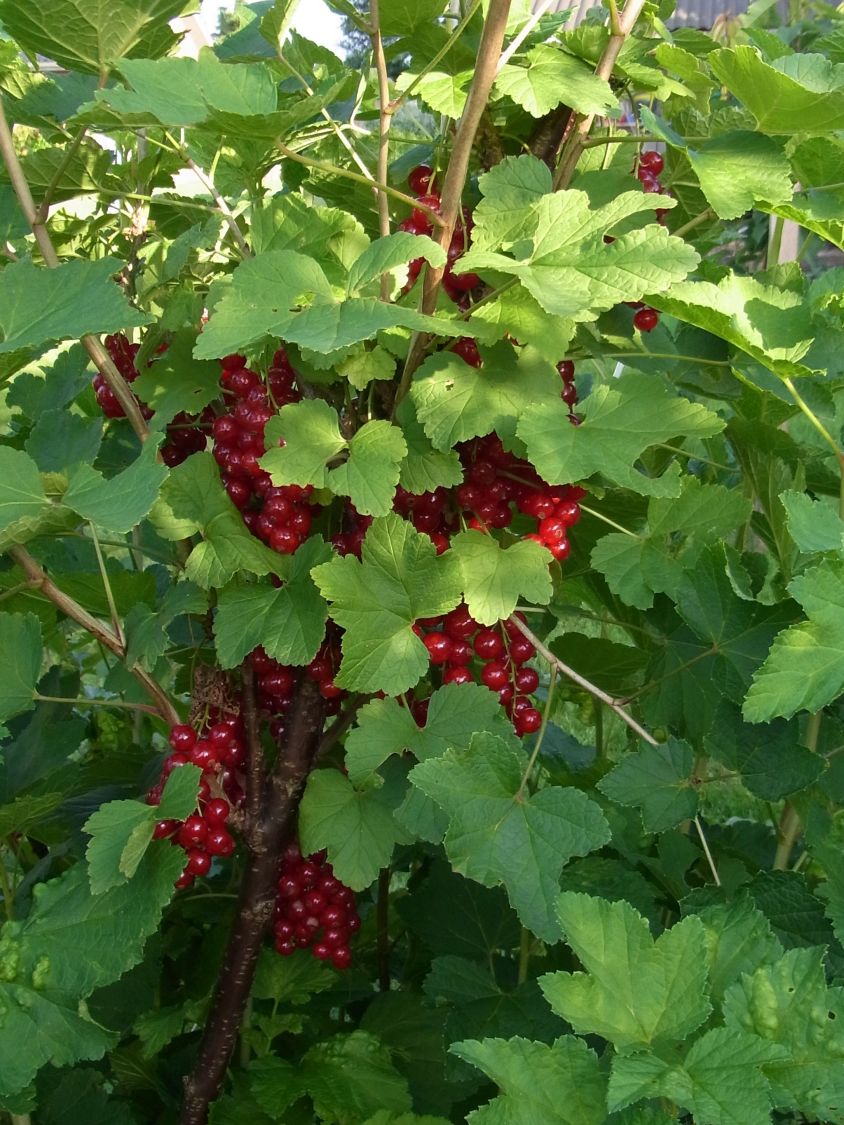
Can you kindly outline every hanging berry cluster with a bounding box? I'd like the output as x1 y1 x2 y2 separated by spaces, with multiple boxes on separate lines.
252 636 346 734
399 164 480 305
92 333 210 465
147 719 245 890
629 150 668 334
273 842 360 968
212 350 317 555
411 608 541 735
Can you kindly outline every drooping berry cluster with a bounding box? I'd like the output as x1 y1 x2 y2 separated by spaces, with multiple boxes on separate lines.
413 607 543 736
273 841 359 969
399 164 480 305
212 350 316 555
394 429 583 562
93 333 154 420
629 150 667 333
93 333 209 465
147 719 245 889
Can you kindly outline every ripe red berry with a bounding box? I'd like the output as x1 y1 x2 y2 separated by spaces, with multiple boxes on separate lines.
179 815 208 849
331 946 352 969
481 661 510 690
443 666 473 685
514 707 543 735
515 666 539 694
633 307 659 333
453 337 481 367
640 150 664 175
509 636 536 664
205 828 235 857
424 632 453 665
407 163 434 195
538 516 567 544
474 629 505 660
169 724 197 752
443 605 478 639
186 849 212 877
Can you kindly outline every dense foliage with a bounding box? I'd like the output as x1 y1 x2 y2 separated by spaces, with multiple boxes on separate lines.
1 0 844 1122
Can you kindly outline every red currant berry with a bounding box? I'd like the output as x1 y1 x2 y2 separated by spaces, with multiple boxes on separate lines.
514 707 543 735
186 849 212 877
481 661 510 690
169 724 197 752
474 629 504 660
443 666 473 685
331 946 352 969
179 816 208 849
509 636 536 664
515 666 539 694
640 150 664 175
408 164 434 195
424 632 453 665
633 307 659 333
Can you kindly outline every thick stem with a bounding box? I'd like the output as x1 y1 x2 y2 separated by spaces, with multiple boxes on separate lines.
552 0 647 190
370 0 393 300
240 662 265 837
8 546 179 726
0 96 150 443
398 0 513 397
773 711 822 870
180 677 325 1125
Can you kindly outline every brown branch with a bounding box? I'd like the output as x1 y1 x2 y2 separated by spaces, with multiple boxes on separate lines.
552 0 647 190
8 545 179 726
181 676 326 1125
0 95 150 443
370 0 393 299
396 0 513 403
240 662 265 838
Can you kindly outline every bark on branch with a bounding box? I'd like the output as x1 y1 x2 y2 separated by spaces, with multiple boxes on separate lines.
180 675 326 1125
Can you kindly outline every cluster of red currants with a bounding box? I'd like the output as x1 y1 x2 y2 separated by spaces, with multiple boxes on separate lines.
399 164 480 305
413 607 543 736
273 841 359 969
394 428 583 563
212 350 316 555
93 333 209 465
629 150 668 334
251 637 346 734
147 719 245 890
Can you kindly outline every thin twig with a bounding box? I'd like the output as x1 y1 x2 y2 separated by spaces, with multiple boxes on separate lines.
552 0 647 190
89 522 125 646
0 96 150 443
397 0 513 401
370 0 393 300
8 546 179 726
388 0 484 112
163 130 251 258
496 0 557 73
508 614 720 886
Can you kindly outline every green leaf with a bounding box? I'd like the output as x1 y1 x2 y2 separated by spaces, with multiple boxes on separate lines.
0 448 49 543
744 558 844 721
250 1031 412 1122
63 435 168 534
704 707 824 800
83 765 200 894
709 46 844 134
330 423 408 518
311 513 462 695
344 681 515 785
395 399 464 496
723 947 844 1122
298 769 411 890
346 232 446 295
25 410 102 472
608 1028 785 1125
379 0 449 34
0 258 149 354
410 341 561 452
644 111 792 220
132 334 221 429
0 845 184 1100
124 581 207 671
519 373 724 496
460 190 698 321
155 453 282 587
409 734 610 940
451 530 552 626
471 155 553 253
495 45 617 117
95 52 278 124
779 489 844 553
395 69 472 116
540 894 711 1050
0 613 42 726
193 251 471 358
694 897 783 1001
214 538 331 670
0 0 191 75
452 1035 608 1125
649 273 816 378
597 739 697 833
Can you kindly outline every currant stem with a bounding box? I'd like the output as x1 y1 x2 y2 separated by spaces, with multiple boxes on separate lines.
552 0 648 191
370 0 393 300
